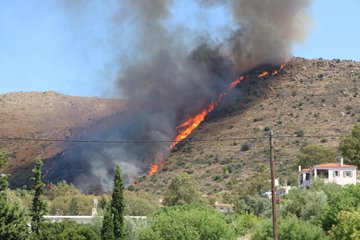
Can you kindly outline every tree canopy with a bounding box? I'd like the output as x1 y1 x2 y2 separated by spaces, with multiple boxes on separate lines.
163 173 202 206
297 144 337 168
339 122 360 168
139 205 234 240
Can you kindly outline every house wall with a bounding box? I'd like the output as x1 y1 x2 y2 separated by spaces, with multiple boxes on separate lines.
317 167 357 186
298 167 357 188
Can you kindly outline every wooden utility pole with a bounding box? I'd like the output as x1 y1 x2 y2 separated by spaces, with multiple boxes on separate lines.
269 130 278 240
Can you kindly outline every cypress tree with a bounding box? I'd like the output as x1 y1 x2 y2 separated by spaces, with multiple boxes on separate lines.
111 165 125 240
30 158 46 236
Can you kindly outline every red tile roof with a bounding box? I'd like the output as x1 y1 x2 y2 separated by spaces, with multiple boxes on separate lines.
313 163 357 168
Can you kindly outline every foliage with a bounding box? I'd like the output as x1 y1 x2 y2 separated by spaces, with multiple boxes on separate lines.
0 198 30 240
280 187 327 222
49 194 95 215
125 218 148 240
0 151 9 194
38 221 100 240
101 204 115 240
251 216 327 240
30 158 47 236
339 122 360 168
0 153 29 240
110 165 125 239
139 205 235 240
297 144 337 168
320 184 360 231
163 173 202 206
242 196 272 217
45 181 81 200
329 211 360 240
125 191 159 216
233 213 261 236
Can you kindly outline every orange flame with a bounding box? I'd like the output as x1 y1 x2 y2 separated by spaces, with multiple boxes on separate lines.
147 162 159 176
258 71 269 77
228 76 245 90
170 100 217 149
146 63 286 176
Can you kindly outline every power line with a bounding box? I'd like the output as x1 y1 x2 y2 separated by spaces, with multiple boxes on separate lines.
0 134 343 144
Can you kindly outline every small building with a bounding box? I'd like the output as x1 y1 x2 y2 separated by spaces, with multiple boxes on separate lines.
214 201 233 213
298 159 357 188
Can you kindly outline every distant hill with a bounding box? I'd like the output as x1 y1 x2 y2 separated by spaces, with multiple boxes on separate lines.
135 58 360 195
0 91 128 186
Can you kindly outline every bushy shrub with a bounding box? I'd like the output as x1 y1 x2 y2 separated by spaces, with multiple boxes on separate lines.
125 218 148 240
251 216 327 240
125 191 159 216
295 129 304 137
38 221 100 240
139 205 235 240
320 184 360 231
233 213 260 236
329 211 360 240
280 187 327 222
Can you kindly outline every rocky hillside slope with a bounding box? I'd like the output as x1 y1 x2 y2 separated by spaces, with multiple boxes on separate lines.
1 58 359 193
135 58 360 195
0 91 128 185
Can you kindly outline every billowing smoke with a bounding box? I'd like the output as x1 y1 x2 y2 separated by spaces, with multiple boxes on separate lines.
46 0 312 192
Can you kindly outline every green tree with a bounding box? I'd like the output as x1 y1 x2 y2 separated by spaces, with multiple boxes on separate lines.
339 122 360 168
0 151 29 240
163 173 201 206
69 197 80 215
101 204 115 240
111 165 125 239
252 216 327 240
45 181 81 200
38 221 100 240
320 184 360 231
125 191 159 216
297 144 336 168
329 211 360 240
280 187 327 222
30 158 47 237
139 205 234 240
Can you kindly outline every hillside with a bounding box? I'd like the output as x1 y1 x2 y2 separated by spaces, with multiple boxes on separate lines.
0 58 359 193
0 91 128 185
135 58 360 195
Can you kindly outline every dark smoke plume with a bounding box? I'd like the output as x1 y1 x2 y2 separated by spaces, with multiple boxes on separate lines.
47 0 312 192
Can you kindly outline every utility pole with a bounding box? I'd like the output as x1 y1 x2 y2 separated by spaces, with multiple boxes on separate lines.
269 130 278 240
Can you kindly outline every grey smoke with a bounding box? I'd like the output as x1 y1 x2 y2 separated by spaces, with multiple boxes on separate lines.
48 0 312 192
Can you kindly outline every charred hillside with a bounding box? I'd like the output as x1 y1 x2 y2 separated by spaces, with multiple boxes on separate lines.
0 91 128 187
135 57 360 195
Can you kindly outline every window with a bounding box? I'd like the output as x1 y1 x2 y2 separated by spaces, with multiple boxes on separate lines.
333 171 340 177
299 175 303 184
343 171 352 177
305 173 310 180
317 169 329 179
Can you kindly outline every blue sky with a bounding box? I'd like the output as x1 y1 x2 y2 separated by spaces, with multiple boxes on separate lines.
0 0 359 97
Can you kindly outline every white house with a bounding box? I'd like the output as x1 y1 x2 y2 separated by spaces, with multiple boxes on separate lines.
298 159 357 188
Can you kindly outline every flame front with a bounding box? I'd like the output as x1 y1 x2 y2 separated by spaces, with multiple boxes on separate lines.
146 64 286 176
170 101 217 149
147 163 159 177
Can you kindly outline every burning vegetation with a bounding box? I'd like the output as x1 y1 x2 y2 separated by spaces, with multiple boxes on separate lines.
43 0 312 192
